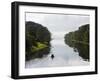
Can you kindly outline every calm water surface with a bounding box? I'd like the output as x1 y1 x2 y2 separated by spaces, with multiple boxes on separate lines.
25 33 89 68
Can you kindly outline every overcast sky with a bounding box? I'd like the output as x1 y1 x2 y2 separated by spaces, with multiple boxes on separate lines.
26 13 89 39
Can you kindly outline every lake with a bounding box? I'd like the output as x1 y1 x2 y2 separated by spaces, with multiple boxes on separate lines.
25 33 89 68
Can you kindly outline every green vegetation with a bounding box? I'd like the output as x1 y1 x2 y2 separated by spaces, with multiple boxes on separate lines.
31 42 48 52
64 24 90 61
65 24 89 45
26 21 51 60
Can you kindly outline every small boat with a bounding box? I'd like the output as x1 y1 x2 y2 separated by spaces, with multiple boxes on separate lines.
51 54 54 59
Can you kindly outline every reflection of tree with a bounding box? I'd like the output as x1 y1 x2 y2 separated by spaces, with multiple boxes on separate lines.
65 40 89 61
26 21 51 60
76 43 89 61
64 24 90 61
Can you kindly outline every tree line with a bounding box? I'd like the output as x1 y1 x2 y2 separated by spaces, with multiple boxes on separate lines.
64 24 89 45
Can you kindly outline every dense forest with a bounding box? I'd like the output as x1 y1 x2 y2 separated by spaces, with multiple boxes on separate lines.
64 24 90 61
65 24 89 45
26 21 51 60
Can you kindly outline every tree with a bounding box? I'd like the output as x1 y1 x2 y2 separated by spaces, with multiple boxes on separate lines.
64 24 89 44
25 21 51 57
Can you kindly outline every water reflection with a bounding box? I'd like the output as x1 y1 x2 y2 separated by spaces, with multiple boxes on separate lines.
65 41 89 61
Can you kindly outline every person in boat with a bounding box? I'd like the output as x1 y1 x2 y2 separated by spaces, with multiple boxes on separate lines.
51 54 54 59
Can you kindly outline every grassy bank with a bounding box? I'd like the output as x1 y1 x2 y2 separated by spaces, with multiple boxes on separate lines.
31 42 48 52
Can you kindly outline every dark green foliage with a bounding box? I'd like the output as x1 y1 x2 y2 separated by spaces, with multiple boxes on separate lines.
65 24 89 44
26 47 51 60
26 21 51 60
26 21 51 43
36 27 51 43
64 24 90 61
65 41 89 61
